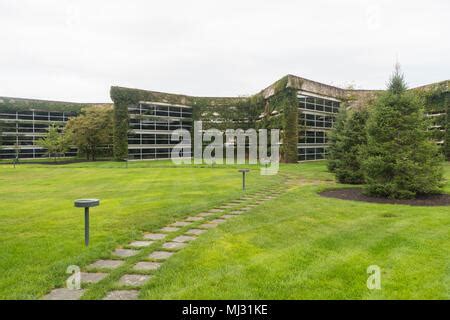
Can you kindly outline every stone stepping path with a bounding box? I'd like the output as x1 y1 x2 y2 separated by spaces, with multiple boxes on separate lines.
118 274 151 287
143 233 167 240
113 248 139 258
197 212 215 217
221 214 236 219
199 222 219 229
43 184 288 300
87 259 124 270
186 228 206 236
103 290 139 300
170 221 191 227
129 240 153 248
160 226 179 233
173 235 196 243
133 261 161 271
43 288 85 300
148 251 174 260
162 242 187 250
185 216 203 222
211 219 226 224
80 272 108 284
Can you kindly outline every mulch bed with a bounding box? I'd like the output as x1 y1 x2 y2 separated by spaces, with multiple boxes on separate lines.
319 188 450 206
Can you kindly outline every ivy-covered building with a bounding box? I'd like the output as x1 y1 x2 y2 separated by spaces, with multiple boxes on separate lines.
110 75 449 163
0 97 107 159
1 74 448 162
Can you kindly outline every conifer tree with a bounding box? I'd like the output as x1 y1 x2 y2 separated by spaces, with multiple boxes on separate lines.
361 65 443 198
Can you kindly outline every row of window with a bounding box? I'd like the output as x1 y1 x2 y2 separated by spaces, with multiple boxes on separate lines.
128 133 182 145
298 95 340 114
299 130 328 144
0 148 77 159
0 111 74 122
129 120 191 131
128 148 191 160
128 103 192 119
298 147 327 161
299 113 335 128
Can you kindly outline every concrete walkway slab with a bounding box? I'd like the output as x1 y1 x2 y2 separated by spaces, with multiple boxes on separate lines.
80 272 108 284
160 226 180 233
87 259 124 270
172 235 196 243
113 248 139 258
186 229 206 236
133 261 161 271
162 242 187 250
118 274 151 287
143 233 167 240
103 290 139 300
148 251 174 260
42 288 85 300
129 240 153 248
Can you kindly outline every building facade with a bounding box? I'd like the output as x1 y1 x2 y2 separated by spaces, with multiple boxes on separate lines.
1 75 448 161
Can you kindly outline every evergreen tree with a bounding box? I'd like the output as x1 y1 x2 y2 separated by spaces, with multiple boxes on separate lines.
327 107 348 173
328 107 368 183
361 65 443 199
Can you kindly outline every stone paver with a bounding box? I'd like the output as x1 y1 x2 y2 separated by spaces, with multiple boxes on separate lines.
162 242 187 250
148 250 174 260
80 272 108 284
172 235 196 243
185 216 203 222
186 228 206 236
133 261 161 271
143 233 167 240
103 290 139 300
221 214 236 219
113 248 139 258
171 221 191 227
129 240 153 248
87 259 124 270
118 274 151 287
211 219 226 224
208 208 224 213
160 226 180 233
230 210 244 215
43 288 85 300
197 212 215 217
199 223 218 229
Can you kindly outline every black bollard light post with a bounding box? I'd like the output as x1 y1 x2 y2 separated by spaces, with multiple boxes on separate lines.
74 199 100 246
238 169 250 191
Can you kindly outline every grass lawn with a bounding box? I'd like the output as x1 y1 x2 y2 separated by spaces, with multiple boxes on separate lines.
0 160 449 299
0 161 283 299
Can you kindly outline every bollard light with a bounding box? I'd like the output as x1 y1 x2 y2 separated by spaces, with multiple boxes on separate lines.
74 199 100 246
123 158 128 169
238 169 250 191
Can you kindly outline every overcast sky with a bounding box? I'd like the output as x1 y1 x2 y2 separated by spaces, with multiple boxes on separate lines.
0 0 448 102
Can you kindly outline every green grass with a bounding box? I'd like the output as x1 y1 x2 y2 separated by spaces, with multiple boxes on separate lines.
139 162 450 300
0 160 449 299
0 161 283 299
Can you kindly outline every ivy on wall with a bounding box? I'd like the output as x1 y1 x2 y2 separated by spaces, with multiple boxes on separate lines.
415 81 450 160
261 76 300 163
0 96 99 113
110 82 302 163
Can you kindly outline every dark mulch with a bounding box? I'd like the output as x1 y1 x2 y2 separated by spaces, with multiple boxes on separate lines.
319 188 450 206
